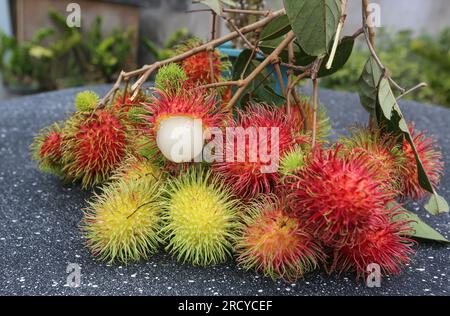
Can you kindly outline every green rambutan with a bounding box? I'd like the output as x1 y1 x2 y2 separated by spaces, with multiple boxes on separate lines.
62 109 128 188
111 155 162 183
81 177 163 264
31 123 65 177
235 197 324 281
160 168 241 266
155 63 187 93
279 146 306 177
75 91 100 112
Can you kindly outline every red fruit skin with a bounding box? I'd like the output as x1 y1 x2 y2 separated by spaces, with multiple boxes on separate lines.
331 210 415 279
182 50 221 85
65 110 127 187
400 125 443 201
287 146 396 247
236 199 324 281
39 131 63 161
213 105 308 199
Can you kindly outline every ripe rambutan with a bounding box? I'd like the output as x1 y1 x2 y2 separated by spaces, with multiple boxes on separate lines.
177 39 224 85
288 146 396 247
235 197 324 281
145 88 225 163
75 91 100 112
31 123 65 177
160 168 241 266
399 124 443 201
340 127 404 190
213 104 307 199
63 110 128 188
81 178 163 263
331 209 415 278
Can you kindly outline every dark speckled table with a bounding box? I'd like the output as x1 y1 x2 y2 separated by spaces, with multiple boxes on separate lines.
0 85 449 296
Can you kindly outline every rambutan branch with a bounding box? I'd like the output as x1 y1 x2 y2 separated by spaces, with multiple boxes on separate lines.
96 9 287 106
222 8 271 16
226 31 296 111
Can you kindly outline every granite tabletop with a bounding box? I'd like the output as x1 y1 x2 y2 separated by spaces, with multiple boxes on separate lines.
0 85 449 296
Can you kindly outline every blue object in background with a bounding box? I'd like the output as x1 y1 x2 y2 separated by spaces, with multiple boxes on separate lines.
218 41 288 96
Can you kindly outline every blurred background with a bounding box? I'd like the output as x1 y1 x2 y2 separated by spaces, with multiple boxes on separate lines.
0 0 449 107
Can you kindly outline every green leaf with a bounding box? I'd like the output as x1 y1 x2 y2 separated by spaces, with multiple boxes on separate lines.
259 15 291 41
397 210 449 243
318 36 354 77
358 57 383 114
377 78 449 215
195 0 234 16
425 193 449 216
283 0 341 57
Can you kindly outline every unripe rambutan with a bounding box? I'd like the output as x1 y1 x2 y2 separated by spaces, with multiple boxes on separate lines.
235 197 324 281
111 155 161 183
279 146 305 177
145 88 225 163
63 110 128 188
75 91 100 112
155 63 187 94
340 127 404 190
31 123 65 177
160 168 241 266
399 125 443 201
81 178 163 263
331 209 415 278
288 146 396 247
213 104 307 199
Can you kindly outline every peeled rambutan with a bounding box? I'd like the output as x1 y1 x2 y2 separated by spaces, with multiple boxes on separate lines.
177 39 223 85
81 177 163 263
31 123 65 177
145 88 225 163
288 146 396 247
340 127 404 190
63 110 128 188
235 197 324 281
160 168 241 266
213 104 307 199
399 124 443 201
331 209 415 278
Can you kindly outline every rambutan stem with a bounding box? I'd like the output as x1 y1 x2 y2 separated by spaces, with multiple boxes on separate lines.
312 78 319 148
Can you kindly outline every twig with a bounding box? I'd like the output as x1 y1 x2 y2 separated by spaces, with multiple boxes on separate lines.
273 61 286 97
222 8 271 16
312 78 319 148
396 82 427 101
198 81 242 90
226 31 296 111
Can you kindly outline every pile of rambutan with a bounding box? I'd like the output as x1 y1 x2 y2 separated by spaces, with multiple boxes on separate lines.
31 38 446 284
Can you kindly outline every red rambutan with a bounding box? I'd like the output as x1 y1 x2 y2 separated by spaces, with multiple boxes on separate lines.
63 110 128 188
331 209 415 278
31 123 65 176
288 146 396 247
340 127 404 190
178 40 222 85
213 104 307 199
399 124 443 201
235 197 324 281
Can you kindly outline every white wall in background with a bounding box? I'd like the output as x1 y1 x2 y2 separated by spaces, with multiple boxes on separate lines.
0 0 12 35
